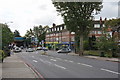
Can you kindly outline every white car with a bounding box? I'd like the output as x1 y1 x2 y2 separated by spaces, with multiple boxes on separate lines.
13 47 22 52
36 47 42 50
42 47 48 51
57 48 71 53
26 48 34 52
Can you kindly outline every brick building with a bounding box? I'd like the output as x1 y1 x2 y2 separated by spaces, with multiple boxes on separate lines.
45 24 75 50
45 20 112 50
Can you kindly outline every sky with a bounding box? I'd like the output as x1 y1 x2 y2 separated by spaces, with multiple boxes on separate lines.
0 0 119 36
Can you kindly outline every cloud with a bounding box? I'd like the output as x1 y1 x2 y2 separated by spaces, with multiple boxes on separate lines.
94 2 118 20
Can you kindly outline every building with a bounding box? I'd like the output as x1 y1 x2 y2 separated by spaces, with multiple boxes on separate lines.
45 24 75 50
45 19 111 50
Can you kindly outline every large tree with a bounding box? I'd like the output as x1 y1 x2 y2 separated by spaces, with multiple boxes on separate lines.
25 25 49 44
53 2 103 55
0 23 14 49
14 30 21 37
105 18 120 27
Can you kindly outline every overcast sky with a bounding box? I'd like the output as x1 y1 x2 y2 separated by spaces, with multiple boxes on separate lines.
0 0 119 36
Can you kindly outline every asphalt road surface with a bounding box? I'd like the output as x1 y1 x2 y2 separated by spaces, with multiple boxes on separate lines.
17 50 119 79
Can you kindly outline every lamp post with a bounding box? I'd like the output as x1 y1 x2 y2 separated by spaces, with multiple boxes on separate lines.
5 21 13 25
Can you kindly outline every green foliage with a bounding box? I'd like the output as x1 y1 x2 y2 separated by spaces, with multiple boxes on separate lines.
0 24 14 49
53 2 103 55
105 18 120 27
96 35 118 57
25 25 49 42
83 39 90 50
14 30 21 37
0 50 5 59
84 50 100 56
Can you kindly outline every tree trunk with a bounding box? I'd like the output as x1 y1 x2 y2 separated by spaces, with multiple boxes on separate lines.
79 34 84 56
75 32 80 54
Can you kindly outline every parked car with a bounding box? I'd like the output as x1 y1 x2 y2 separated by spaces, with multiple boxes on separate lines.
26 48 34 52
36 47 42 50
57 48 71 53
13 47 22 52
42 47 48 51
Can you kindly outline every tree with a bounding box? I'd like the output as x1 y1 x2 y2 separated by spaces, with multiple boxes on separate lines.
96 35 118 57
14 30 21 37
25 25 49 45
0 23 14 49
105 18 120 27
53 2 103 55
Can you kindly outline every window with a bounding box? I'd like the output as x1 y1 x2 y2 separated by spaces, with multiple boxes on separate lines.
94 24 100 28
64 25 66 29
60 27 62 30
98 31 102 34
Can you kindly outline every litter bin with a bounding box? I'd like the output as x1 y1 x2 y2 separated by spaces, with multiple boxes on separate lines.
100 52 105 57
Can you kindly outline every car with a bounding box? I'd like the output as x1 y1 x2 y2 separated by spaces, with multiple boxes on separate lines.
20 46 24 49
26 48 34 52
42 47 48 51
36 47 42 50
57 48 71 53
13 47 22 52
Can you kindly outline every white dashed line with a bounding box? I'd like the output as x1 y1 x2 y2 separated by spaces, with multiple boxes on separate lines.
32 56 34 58
64 60 69 62
69 60 74 63
77 63 81 64
101 68 120 75
44 56 48 57
80 63 93 67
54 64 66 69
33 60 38 63
40 59 44 62
50 59 57 62
51 57 54 58
56 58 62 60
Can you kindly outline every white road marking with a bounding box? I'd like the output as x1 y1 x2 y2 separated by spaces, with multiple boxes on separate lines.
54 64 66 69
32 56 34 58
51 57 54 58
40 59 44 62
33 60 38 63
50 59 57 62
69 60 74 63
64 60 69 62
80 63 93 67
77 63 81 64
56 58 62 60
101 68 120 75
44 56 48 57
39 59 52 65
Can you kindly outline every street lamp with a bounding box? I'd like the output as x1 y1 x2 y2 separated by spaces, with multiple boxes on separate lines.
5 21 13 24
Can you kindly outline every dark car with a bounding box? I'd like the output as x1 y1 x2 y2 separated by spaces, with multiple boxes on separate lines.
57 48 71 53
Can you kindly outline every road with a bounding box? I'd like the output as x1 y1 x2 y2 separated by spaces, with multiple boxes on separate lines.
17 50 119 79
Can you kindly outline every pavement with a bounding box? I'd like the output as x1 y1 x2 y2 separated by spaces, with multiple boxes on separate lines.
68 53 120 62
1 53 38 79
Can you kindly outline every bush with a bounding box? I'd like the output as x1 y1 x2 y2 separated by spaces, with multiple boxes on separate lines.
96 35 118 57
84 40 90 50
0 50 6 62
84 50 100 56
